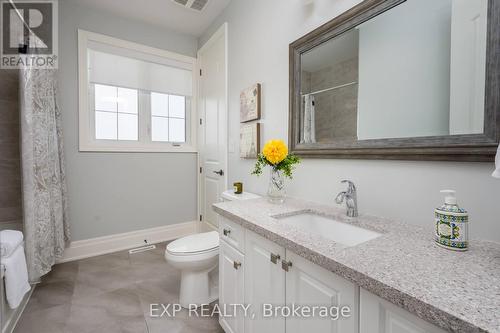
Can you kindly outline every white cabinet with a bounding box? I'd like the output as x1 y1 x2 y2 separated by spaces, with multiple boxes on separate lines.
285 251 358 333
244 230 286 333
359 288 447 333
219 240 245 333
218 215 444 333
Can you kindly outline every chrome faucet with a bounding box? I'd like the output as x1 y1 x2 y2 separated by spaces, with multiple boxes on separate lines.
335 180 358 217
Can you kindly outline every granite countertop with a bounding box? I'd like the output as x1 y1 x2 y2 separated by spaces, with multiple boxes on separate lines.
213 197 500 333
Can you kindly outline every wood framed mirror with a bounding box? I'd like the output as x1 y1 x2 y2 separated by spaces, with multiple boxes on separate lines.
289 0 500 161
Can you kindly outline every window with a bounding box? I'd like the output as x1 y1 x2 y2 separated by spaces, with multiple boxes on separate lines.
91 85 188 143
151 92 186 142
78 30 196 152
94 84 138 141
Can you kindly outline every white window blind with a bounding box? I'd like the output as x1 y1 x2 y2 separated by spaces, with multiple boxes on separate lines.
88 45 193 97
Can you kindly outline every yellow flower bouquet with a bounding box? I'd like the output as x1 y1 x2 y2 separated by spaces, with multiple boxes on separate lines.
252 139 300 203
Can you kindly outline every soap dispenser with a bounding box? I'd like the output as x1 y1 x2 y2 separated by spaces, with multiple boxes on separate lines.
435 190 469 251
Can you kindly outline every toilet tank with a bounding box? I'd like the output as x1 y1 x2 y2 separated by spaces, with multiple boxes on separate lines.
221 190 260 202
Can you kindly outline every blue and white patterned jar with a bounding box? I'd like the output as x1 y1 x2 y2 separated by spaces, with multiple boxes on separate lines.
435 190 468 251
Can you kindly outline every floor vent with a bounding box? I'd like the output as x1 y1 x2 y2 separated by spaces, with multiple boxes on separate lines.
128 244 156 254
172 0 209 12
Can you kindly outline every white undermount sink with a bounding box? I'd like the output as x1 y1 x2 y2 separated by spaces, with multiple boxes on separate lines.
275 212 381 247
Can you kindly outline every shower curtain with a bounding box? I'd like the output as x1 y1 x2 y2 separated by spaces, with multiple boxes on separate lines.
302 94 316 144
20 68 70 282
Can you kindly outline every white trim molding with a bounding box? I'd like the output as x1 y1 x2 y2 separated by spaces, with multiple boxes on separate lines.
58 221 197 263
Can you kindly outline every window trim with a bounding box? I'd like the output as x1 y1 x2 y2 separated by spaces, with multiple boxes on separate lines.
78 29 198 153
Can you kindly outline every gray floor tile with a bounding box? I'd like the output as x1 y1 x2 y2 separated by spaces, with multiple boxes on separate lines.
145 316 186 333
72 286 143 317
42 261 79 284
68 287 148 333
24 280 74 312
77 250 131 274
65 303 129 333
15 246 223 333
130 260 181 284
14 303 70 333
135 277 181 315
72 265 136 299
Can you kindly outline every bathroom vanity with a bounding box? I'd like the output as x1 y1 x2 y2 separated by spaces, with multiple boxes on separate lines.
214 198 500 333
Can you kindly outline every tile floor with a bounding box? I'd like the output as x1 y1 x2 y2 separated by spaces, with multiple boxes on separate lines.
14 243 224 333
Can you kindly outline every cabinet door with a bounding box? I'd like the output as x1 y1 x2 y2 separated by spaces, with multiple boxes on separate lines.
244 230 286 333
219 240 245 333
285 251 358 333
360 288 447 333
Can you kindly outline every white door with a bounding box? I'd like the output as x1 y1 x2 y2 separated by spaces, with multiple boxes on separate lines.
244 230 286 333
219 240 245 333
360 288 447 333
285 251 358 333
198 24 227 229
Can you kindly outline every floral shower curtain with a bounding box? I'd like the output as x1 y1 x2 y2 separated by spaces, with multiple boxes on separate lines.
20 68 70 282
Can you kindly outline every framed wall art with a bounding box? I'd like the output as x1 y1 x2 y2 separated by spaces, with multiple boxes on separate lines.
240 123 260 158
240 83 261 122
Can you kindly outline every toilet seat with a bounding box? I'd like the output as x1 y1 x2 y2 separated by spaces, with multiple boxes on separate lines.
165 247 218 264
166 231 219 256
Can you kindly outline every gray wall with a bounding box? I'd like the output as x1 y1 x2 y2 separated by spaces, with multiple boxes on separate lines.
59 1 198 241
357 0 452 140
0 69 22 231
200 0 500 242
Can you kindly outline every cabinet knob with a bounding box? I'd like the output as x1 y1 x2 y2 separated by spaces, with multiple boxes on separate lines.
281 260 292 272
233 261 242 270
270 253 281 264
223 229 231 236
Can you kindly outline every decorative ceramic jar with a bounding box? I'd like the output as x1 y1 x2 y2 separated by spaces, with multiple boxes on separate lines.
435 190 468 251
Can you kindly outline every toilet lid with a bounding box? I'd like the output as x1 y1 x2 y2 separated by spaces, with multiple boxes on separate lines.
166 231 219 254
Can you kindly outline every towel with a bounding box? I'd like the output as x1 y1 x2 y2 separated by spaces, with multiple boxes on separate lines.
2 245 31 308
493 144 500 178
0 230 23 258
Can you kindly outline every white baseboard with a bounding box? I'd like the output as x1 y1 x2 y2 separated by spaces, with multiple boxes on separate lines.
199 220 218 233
58 221 198 263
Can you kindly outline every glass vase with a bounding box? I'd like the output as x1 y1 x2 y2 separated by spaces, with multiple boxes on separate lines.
268 168 286 204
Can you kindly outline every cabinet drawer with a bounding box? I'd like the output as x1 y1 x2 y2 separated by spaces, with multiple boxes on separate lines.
219 216 245 253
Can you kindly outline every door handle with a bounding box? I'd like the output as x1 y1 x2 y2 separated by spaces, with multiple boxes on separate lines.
213 169 224 176
233 261 242 270
270 253 281 264
223 229 231 236
281 260 292 272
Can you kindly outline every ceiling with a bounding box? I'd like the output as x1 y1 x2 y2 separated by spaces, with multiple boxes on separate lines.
68 0 231 37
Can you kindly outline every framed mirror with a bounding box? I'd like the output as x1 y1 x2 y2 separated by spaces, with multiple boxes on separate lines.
289 0 499 161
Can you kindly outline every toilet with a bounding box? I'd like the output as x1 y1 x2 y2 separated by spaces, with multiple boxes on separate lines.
165 190 260 308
